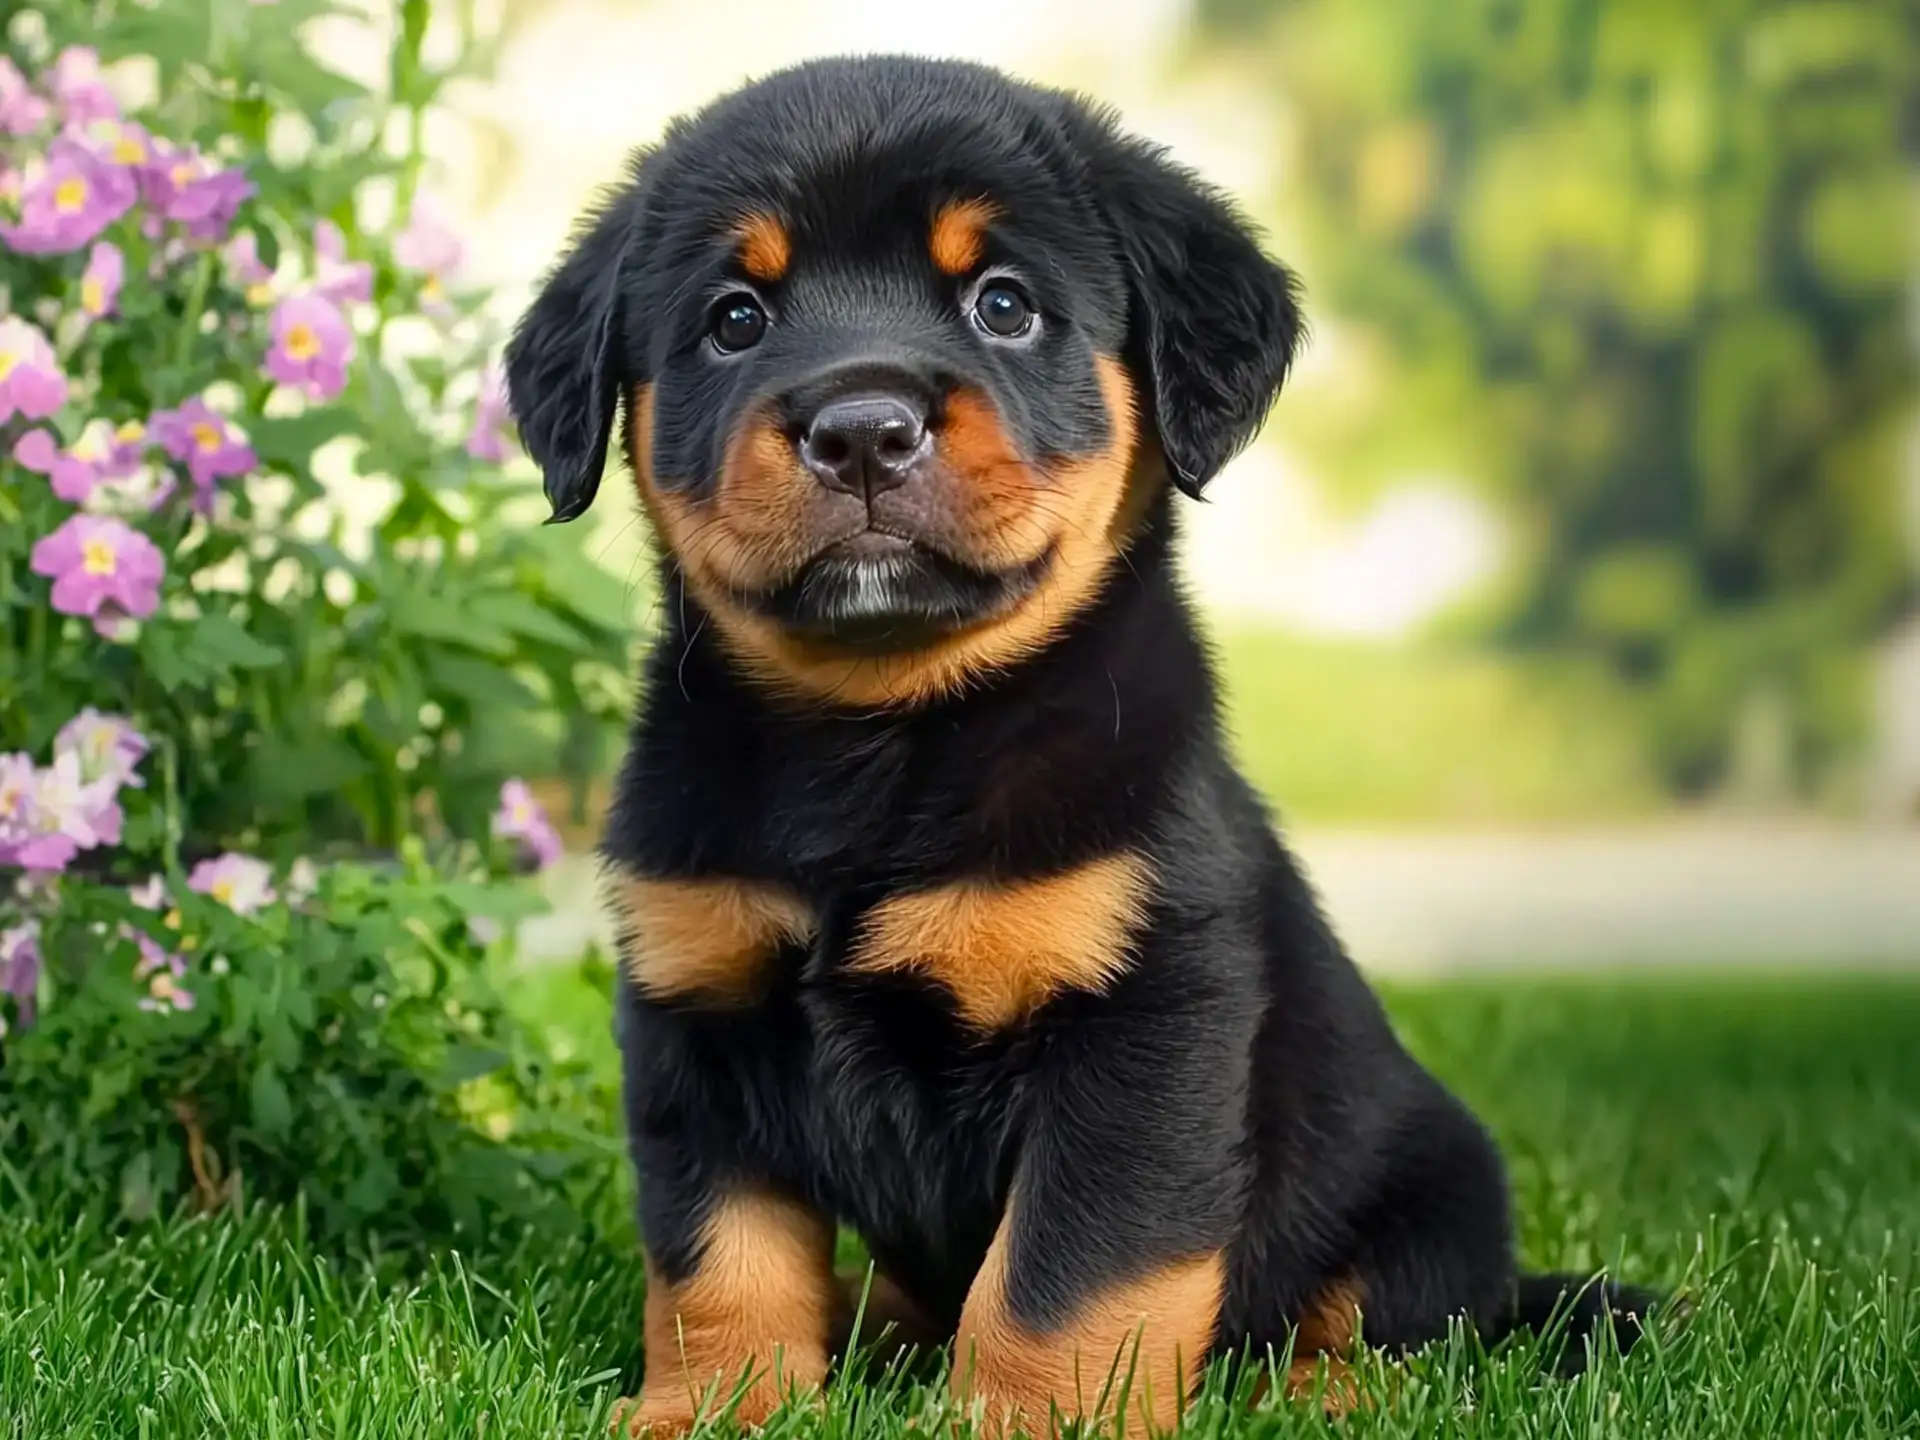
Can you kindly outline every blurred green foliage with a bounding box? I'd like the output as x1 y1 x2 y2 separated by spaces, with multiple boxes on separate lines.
1217 627 1663 822
1201 0 1917 800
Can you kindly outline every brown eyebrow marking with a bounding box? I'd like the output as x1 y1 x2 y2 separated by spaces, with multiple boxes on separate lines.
736 212 792 282
930 198 998 276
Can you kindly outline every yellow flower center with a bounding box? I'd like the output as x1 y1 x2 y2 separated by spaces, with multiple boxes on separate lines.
82 538 118 576
0 351 15 382
72 429 108 462
246 282 274 307
117 421 145 444
150 974 179 1001
284 323 321 361
54 177 88 213
211 880 235 905
421 274 443 303
191 421 224 452
172 163 194 186
113 137 147 164
81 277 105 313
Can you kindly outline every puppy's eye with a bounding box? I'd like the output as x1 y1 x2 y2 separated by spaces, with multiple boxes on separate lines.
710 295 768 353
972 282 1034 340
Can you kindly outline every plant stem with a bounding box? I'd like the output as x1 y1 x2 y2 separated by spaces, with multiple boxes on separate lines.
173 253 215 382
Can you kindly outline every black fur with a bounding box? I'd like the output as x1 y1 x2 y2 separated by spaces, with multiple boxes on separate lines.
510 54 1656 1404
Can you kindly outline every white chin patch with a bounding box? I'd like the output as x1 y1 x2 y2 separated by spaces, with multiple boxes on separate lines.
838 556 913 618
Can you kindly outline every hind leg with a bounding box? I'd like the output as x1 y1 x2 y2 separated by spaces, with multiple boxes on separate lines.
1260 1092 1514 1411
1339 1096 1515 1352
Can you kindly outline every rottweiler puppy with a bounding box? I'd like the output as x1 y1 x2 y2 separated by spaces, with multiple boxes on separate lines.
506 54 1656 1437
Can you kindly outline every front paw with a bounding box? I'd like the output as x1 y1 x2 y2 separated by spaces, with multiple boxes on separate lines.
609 1387 701 1439
611 1357 823 1438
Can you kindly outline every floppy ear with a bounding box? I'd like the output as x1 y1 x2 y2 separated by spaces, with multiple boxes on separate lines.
505 170 646 523
1086 131 1305 497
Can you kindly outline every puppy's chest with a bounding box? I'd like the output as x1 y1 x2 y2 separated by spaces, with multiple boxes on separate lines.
611 853 1152 1034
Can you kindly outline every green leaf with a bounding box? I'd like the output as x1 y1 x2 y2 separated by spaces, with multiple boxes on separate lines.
251 411 361 473
435 881 551 923
439 1044 509 1087
252 734 371 800
140 623 215 690
389 587 513 654
423 653 539 710
250 1064 294 1139
188 614 285 671
521 526 638 634
468 592 592 653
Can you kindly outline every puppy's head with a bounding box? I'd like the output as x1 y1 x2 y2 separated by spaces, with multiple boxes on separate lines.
507 57 1302 707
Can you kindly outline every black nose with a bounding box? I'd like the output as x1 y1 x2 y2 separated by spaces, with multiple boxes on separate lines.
799 395 929 498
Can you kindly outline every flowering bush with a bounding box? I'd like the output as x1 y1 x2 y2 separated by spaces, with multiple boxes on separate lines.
0 2 628 1237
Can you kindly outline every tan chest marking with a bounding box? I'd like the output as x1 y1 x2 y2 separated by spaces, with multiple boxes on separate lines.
847 853 1152 1031
614 874 814 1004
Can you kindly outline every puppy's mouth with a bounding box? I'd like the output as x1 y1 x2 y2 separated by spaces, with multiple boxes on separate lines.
735 530 1052 651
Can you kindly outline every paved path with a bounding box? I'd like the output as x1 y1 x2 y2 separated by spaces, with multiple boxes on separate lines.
521 822 1920 975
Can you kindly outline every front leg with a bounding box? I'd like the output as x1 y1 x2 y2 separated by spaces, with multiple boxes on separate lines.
951 954 1257 1436
609 872 835 1435
622 1186 837 1437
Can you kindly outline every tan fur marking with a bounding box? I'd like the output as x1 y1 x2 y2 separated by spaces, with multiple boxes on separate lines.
847 853 1152 1031
630 385 830 600
1279 1276 1367 1416
618 1192 837 1438
953 1221 1224 1437
615 873 814 1004
930 198 998 275
736 213 791 282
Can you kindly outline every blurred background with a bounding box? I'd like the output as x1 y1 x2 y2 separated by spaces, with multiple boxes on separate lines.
325 0 1918 972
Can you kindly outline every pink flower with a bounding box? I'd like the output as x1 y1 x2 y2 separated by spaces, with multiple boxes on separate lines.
394 198 464 315
0 137 138 253
0 754 40 870
0 317 67 421
130 874 168 910
0 750 116 873
72 117 156 170
29 513 165 636
492 778 563 870
188 853 276 915
126 926 194 1012
17 428 96 503
149 397 255 496
314 220 372 304
0 58 48 136
48 47 120 126
80 240 123 316
464 364 513 462
224 229 275 303
56 709 148 791
1 921 42 1028
34 749 121 850
139 141 252 243
15 419 140 504
264 290 353 400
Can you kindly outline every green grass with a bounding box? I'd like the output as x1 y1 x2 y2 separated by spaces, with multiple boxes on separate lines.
5 972 1918 1437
